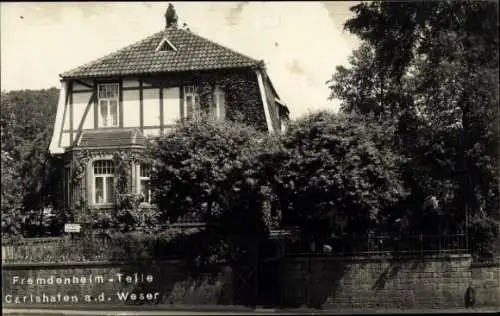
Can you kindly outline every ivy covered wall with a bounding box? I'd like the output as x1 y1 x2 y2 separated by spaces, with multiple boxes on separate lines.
57 148 150 223
140 68 270 131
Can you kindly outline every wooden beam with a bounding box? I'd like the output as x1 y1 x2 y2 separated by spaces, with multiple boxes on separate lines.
255 70 274 134
144 124 175 129
179 81 184 120
122 86 158 91
93 80 98 129
119 80 124 128
58 83 71 148
72 89 94 94
139 79 144 132
73 91 97 148
159 88 164 135
69 82 74 144
62 124 174 133
74 79 93 89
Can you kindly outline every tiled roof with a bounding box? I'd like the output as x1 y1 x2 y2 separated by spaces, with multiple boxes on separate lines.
60 28 260 79
77 128 146 148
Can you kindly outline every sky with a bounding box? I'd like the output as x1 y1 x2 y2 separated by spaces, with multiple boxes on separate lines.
0 1 361 119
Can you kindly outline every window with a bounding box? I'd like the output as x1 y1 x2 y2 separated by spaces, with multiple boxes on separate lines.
97 83 119 127
137 165 151 203
93 160 115 205
184 85 200 120
212 87 226 120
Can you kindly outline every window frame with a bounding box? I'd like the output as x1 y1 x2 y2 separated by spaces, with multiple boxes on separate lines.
213 87 226 120
136 164 152 204
92 160 115 206
97 83 120 128
183 85 201 120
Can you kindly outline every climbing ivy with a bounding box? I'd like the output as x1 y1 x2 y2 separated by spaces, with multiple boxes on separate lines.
57 148 158 233
190 70 268 131
112 152 132 207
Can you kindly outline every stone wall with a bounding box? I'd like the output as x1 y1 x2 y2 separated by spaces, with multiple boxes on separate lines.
470 262 500 308
277 255 500 310
3 255 499 311
2 260 234 307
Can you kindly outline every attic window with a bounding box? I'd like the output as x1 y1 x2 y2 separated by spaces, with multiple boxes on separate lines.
155 37 177 52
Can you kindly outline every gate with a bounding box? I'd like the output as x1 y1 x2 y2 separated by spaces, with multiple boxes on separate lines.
231 236 286 307
232 237 260 306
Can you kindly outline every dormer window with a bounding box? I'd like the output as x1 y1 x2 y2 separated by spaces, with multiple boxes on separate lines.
97 83 119 127
155 36 178 52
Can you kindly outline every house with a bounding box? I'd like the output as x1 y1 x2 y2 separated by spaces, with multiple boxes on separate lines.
48 12 289 211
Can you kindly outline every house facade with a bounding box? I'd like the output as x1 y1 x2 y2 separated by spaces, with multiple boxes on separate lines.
48 17 289 212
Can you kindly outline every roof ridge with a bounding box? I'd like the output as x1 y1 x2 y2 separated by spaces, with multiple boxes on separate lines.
59 31 164 78
175 28 261 65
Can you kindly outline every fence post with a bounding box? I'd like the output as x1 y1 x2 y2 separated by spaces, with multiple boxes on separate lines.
306 255 311 307
419 233 423 256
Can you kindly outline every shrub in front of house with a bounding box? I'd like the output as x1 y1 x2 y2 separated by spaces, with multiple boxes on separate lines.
268 111 409 250
147 118 282 265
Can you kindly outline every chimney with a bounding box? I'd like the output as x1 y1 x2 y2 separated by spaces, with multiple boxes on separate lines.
165 3 178 29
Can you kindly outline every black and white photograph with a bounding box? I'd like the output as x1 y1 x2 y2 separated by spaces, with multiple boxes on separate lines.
1 1 499 315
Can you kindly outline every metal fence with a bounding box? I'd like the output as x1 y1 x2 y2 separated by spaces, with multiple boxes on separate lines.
1 223 207 264
275 233 470 257
2 231 496 264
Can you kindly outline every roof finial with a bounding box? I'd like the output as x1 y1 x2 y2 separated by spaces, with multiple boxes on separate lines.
165 3 178 29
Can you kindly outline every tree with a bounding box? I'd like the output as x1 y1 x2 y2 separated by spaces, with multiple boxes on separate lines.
328 1 499 250
1 88 60 237
165 3 178 28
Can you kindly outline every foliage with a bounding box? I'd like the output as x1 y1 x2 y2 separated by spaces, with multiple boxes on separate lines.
328 1 499 248
1 233 160 263
74 198 159 234
1 88 60 237
147 118 280 264
191 71 268 131
271 111 408 241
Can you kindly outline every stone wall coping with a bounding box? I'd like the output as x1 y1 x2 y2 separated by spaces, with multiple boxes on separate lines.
3 254 484 270
470 261 500 268
1 259 186 270
282 253 473 262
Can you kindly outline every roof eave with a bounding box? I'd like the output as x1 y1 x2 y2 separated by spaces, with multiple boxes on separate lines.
59 64 262 81
72 145 147 151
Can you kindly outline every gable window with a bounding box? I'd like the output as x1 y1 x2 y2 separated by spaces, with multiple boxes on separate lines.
212 87 226 120
93 160 115 205
137 165 151 203
97 83 119 127
184 85 200 120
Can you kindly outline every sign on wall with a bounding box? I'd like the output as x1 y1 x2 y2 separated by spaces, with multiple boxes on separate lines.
64 224 81 233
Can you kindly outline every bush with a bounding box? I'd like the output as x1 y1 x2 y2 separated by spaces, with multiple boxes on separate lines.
147 118 281 264
469 212 500 262
271 111 408 241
